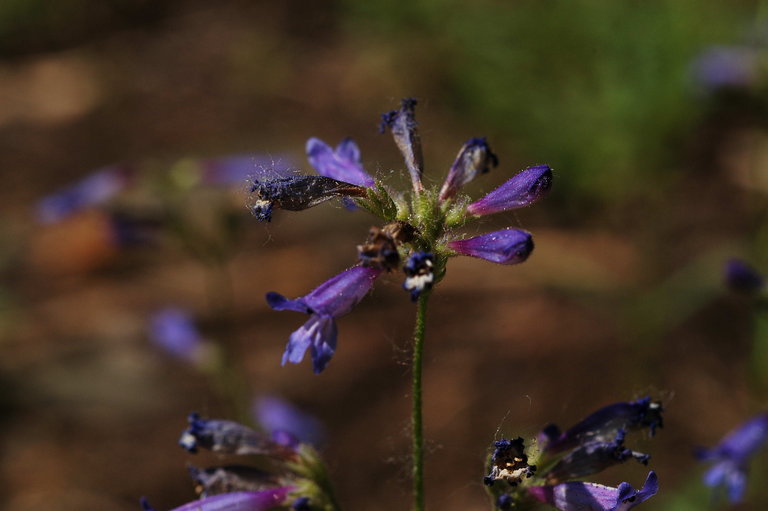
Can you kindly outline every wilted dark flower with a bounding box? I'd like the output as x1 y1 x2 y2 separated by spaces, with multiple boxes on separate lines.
140 488 292 511
402 252 435 302
187 465 278 497
724 258 764 294
248 175 367 222
439 137 498 201
253 395 325 447
357 225 402 271
539 397 663 454
484 437 537 487
697 413 768 503
307 137 375 188
37 166 130 224
447 229 533 265
380 97 424 192
266 266 381 373
542 429 650 484
179 413 291 457
467 164 552 217
528 471 658 511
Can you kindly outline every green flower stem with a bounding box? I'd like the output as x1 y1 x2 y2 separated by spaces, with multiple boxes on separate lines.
412 290 431 511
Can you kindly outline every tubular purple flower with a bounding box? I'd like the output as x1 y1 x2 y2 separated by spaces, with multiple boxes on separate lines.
266 266 381 373
306 137 375 188
140 488 292 511
380 98 424 192
439 137 498 201
466 164 552 216
37 166 130 224
179 413 291 457
539 397 663 454
696 413 768 503
447 229 533 265
724 258 764 294
528 471 658 511
253 395 325 447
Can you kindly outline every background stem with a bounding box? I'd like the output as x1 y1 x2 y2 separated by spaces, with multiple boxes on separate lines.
412 291 430 511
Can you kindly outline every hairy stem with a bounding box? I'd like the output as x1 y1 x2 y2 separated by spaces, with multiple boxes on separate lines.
412 291 430 511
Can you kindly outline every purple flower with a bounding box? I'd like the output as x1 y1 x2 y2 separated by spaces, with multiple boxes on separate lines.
447 229 533 265
306 138 375 188
402 252 435 302
253 395 325 447
201 154 295 186
380 97 424 192
179 413 290 457
692 46 758 92
528 471 658 511
248 175 368 222
466 164 552 217
148 308 203 362
724 258 764 294
140 488 291 511
266 266 381 373
37 166 130 224
542 429 650 484
697 413 768 503
439 137 498 201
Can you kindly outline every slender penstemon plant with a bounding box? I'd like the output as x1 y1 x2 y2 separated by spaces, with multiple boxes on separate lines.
250 98 552 511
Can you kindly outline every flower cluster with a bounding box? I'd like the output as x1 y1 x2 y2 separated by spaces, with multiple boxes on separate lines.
254 98 552 373
141 411 336 511
484 397 663 511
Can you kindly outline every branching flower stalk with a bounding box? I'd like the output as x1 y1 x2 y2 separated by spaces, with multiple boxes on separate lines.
253 98 552 511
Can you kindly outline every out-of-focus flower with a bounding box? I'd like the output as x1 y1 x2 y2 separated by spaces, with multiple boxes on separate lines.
37 166 130 224
253 396 325 447
201 154 294 186
179 413 292 458
148 308 205 363
141 488 292 511
528 471 658 511
692 45 760 92
402 252 435 302
306 138 375 188
724 258 765 294
439 137 498 201
447 229 533 265
466 164 553 217
697 413 768 503
539 397 664 454
380 97 424 192
266 266 381 373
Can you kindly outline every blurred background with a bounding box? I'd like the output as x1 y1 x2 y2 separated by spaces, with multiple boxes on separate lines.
2 0 768 510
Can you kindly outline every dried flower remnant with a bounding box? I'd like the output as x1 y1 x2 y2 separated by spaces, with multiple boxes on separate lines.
697 413 768 503
484 438 537 487
380 97 424 192
179 412 292 458
528 471 659 511
439 137 498 201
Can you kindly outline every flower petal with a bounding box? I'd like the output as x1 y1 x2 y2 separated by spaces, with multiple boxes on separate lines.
266 292 312 314
467 164 552 216
142 488 292 511
301 266 382 317
528 471 658 511
448 229 533 265
380 97 424 192
306 137 375 188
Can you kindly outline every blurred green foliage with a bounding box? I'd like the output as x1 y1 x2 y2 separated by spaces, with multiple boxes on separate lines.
341 0 756 203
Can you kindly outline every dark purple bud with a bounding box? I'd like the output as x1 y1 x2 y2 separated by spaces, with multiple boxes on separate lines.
179 413 290 457
697 413 768 503
306 138 375 188
467 165 552 216
542 429 650 483
528 471 658 511
187 465 278 497
439 137 498 201
248 175 367 222
266 266 381 373
402 252 435 302
292 497 311 511
140 488 292 511
724 259 764 294
447 229 533 265
484 437 536 487
253 395 325 447
379 98 424 192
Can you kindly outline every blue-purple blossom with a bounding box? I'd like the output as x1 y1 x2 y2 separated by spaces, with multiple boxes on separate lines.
542 429 650 484
402 252 435 301
724 258 764 294
248 175 368 222
692 45 758 92
528 471 658 511
697 413 768 503
539 397 663 454
140 488 291 511
37 166 129 224
466 164 552 217
201 154 294 186
253 395 325 447
266 266 382 373
439 137 498 201
447 229 533 265
179 413 290 457
380 97 424 192
148 308 203 362
306 138 375 188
